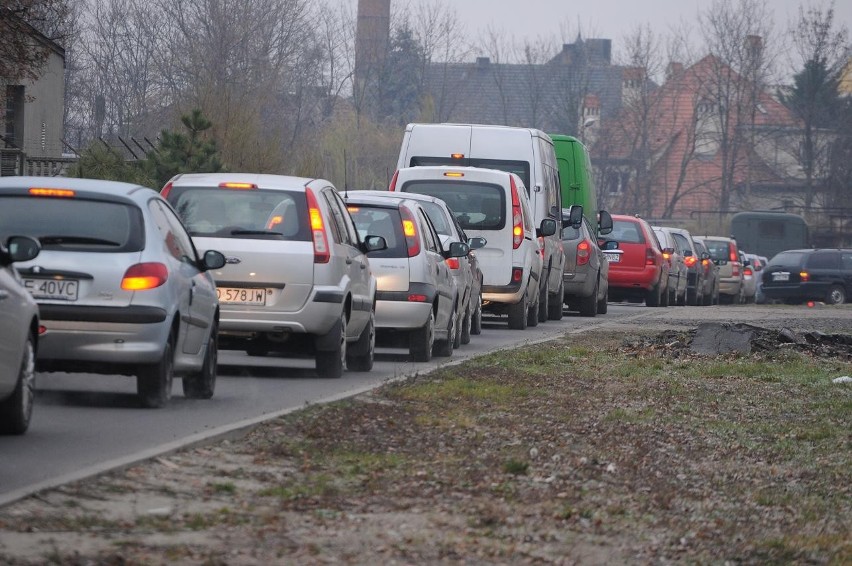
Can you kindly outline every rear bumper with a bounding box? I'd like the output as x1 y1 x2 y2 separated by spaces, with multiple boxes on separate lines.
374 282 435 329
719 277 742 296
562 269 596 300
762 282 830 301
37 316 171 364
608 267 660 292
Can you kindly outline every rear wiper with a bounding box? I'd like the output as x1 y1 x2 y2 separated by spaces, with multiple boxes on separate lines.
229 229 284 237
40 235 122 246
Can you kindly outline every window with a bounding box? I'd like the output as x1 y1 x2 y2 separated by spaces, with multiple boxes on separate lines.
400 180 505 231
807 252 839 270
672 233 692 255
149 201 196 264
419 210 439 253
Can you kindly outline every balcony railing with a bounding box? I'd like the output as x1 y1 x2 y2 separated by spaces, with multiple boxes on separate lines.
1 148 77 177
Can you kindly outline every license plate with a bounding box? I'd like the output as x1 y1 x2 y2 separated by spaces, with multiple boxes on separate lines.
772 272 790 282
217 287 267 305
604 253 621 263
23 278 79 301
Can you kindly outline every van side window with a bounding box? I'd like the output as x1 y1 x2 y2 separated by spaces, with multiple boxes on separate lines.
842 253 852 271
808 252 839 270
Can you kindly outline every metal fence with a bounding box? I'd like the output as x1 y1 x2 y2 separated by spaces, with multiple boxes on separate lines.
0 148 77 177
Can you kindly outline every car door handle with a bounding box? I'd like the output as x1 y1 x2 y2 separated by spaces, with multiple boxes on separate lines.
346 257 353 265
359 262 367 269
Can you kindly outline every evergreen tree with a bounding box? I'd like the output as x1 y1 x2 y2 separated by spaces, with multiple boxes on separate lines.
378 25 424 125
148 109 225 187
66 143 155 186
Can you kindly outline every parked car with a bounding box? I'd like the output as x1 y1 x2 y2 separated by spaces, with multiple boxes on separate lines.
740 251 758 304
344 191 467 361
0 177 226 408
603 215 670 307
386 168 488 341
692 238 720 305
0 235 41 434
761 249 852 305
561 206 611 316
694 236 744 304
660 227 707 306
752 254 769 304
388 166 553 330
653 226 688 306
163 173 385 378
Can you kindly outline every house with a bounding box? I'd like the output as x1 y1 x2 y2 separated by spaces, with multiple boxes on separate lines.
1 10 66 175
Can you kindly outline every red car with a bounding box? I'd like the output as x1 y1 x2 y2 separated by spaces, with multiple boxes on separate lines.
601 215 671 307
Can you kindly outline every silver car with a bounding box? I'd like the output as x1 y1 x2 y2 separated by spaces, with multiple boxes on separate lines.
381 190 485 346
0 177 226 408
561 207 610 317
164 173 385 378
344 191 466 362
0 235 41 434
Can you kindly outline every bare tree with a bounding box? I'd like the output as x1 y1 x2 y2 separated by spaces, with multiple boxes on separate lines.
0 0 72 81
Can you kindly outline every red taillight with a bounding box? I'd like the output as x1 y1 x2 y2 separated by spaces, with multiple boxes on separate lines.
576 240 591 266
509 176 523 249
38 325 47 335
646 248 657 266
732 263 740 277
160 181 173 198
121 263 168 291
685 256 698 268
728 243 738 262
408 294 428 302
400 206 421 257
305 188 330 264
446 257 460 270
512 267 524 282
389 169 399 191
800 271 810 282
744 267 753 277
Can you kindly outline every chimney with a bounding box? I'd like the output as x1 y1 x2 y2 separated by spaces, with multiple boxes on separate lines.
745 35 763 62
355 0 391 83
476 56 491 68
666 62 684 80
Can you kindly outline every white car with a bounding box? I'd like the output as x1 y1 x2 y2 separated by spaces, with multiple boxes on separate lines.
0 235 40 434
344 191 466 361
164 173 386 378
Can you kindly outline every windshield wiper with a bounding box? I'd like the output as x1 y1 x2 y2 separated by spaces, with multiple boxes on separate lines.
40 235 122 246
229 229 284 237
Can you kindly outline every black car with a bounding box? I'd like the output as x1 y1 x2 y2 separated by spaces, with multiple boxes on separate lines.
761 249 852 305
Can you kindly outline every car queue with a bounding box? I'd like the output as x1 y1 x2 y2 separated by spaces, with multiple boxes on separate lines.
1 124 847 436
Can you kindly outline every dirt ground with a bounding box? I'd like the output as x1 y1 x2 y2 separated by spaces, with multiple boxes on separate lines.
0 316 850 565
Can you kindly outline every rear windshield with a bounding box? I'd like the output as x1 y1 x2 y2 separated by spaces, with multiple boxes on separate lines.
610 220 646 244
347 205 407 258
408 158 530 189
168 187 310 241
0 196 144 252
400 180 505 231
703 239 735 261
768 251 807 268
561 226 581 241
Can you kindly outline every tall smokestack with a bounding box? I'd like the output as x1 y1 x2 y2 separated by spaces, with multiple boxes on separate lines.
355 0 391 87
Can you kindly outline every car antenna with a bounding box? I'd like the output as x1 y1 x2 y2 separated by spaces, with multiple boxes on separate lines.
343 149 349 199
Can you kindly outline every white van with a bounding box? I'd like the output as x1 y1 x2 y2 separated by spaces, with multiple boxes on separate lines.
391 166 555 330
396 123 565 322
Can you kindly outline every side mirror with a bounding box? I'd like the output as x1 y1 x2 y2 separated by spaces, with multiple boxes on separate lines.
663 247 675 255
550 205 560 217
537 218 557 238
701 252 711 260
602 240 619 251
6 235 41 263
445 241 470 259
467 236 487 250
567 205 583 229
363 235 387 253
742 258 751 267
598 210 613 235
202 250 226 270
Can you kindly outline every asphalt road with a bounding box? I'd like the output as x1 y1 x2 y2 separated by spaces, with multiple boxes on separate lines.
0 304 652 506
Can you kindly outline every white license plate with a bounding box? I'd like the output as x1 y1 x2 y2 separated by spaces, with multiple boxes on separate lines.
217 287 267 305
604 253 621 263
772 272 790 282
23 278 79 301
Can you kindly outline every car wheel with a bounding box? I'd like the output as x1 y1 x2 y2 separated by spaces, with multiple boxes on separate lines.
137 334 175 409
508 291 528 330
471 289 483 335
548 280 564 321
410 308 435 362
316 312 346 378
434 304 456 357
183 324 217 399
245 339 269 357
460 306 471 345
453 306 464 349
597 285 608 314
527 292 540 327
579 278 598 317
826 285 846 305
537 285 549 323
646 282 661 307
346 311 375 372
677 286 686 306
0 332 36 435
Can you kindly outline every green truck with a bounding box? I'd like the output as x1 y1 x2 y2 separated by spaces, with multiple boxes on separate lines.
550 134 599 231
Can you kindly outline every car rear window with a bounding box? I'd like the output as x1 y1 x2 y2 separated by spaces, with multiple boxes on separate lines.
610 220 646 244
168 187 310 241
561 226 580 241
347 205 407 258
400 180 505 230
408 158 530 188
672 233 692 254
768 251 806 268
702 239 734 261
0 196 144 252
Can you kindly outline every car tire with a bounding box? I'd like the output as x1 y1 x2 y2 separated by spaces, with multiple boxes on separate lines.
826 285 846 305
677 286 687 306
410 308 435 362
646 282 661 307
137 335 175 409
434 304 456 357
245 339 269 357
597 285 608 314
508 292 528 330
316 312 346 378
527 292 540 327
460 306 471 346
548 281 564 321
471 289 483 335
579 278 598 317
183 324 217 399
346 311 375 372
537 285 549 323
0 332 36 435
453 306 464 349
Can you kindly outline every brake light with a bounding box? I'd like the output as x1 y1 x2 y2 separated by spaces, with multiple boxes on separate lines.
38 325 47 335
446 257 460 270
408 294 428 302
728 242 738 262
219 182 258 190
400 206 421 257
305 188 330 264
646 248 657 266
662 251 672 262
800 271 810 282
121 263 168 290
388 170 399 191
577 240 591 266
744 266 753 277
443 171 464 177
732 263 740 277
509 176 523 249
685 256 698 268
29 188 75 198
512 267 524 282
160 181 173 198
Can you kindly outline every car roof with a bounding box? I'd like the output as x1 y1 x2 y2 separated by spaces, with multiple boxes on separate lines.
385 190 448 207
344 190 416 208
396 165 520 184
0 176 153 197
169 172 322 190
